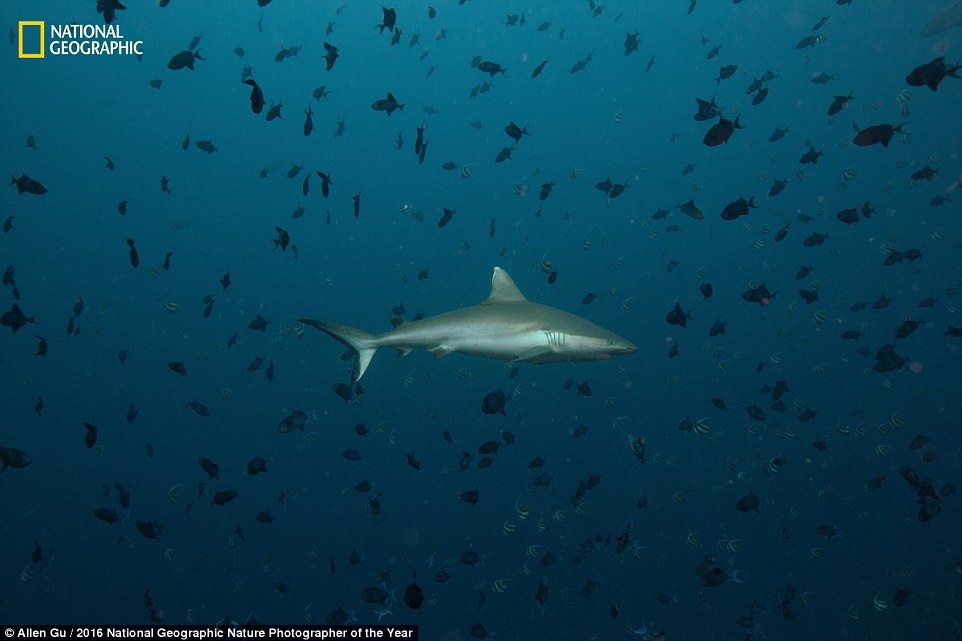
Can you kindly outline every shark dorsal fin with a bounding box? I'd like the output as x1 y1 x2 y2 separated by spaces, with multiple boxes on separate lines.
483 267 527 304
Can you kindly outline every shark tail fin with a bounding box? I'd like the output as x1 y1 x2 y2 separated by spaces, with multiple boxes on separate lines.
299 319 377 383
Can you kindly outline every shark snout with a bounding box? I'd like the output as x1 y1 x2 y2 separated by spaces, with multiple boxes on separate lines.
616 340 638 354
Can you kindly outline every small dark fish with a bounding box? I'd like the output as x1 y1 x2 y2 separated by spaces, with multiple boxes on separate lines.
353 191 361 218
531 59 548 78
378 6 397 33
624 31 640 56
96 0 126 23
796 33 827 49
714 64 737 84
93 507 120 524
278 410 309 434
853 123 907 148
745 403 766 421
243 77 264 114
323 42 339 71
255 511 274 524
704 115 743 146
721 195 756 220
403 569 425 612
802 232 830 247
799 146 824 164
504 121 530 143
699 566 735 587
827 92 853 116
187 399 210 417
769 127 789 142
333 383 354 401
768 178 789 198
608 181 629 199
911 164 938 181
198 457 220 479
459 489 479 506
0 446 32 471
438 207 456 228
895 319 921 338
772 380 790 401
211 490 238 506
478 440 500 455
82 421 98 448
249 314 270 332
906 56 962 91
836 207 859 225
909 434 930 451
315 170 333 199
570 52 593 74
245 456 269 476
195 140 217 154
735 491 761 513
742 283 775 305
168 361 187 377
678 199 704 220
125 238 139 268
1 303 37 333
495 145 515 163
893 588 910 607
136 520 168 540
265 100 283 121
9 173 47 196
405 451 423 472
666 302 692 328
478 61 507 77
873 344 907 373
371 92 404 116
700 283 713 298
167 49 206 71
481 389 507 415
161 176 172 195
694 97 721 121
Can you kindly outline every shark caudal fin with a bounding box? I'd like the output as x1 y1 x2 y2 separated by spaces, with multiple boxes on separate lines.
299 319 377 383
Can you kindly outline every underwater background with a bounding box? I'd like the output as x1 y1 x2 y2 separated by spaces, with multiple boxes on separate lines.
1 1 961 639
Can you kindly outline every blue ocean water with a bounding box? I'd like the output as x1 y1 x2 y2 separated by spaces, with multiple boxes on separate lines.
2 1 961 639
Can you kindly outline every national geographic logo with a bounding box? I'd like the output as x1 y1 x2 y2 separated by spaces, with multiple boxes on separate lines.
18 20 144 58
17 21 43 58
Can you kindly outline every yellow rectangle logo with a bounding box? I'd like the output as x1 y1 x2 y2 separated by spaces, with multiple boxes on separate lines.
18 21 44 58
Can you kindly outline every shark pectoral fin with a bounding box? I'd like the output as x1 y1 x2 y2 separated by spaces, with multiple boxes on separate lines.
512 346 554 362
428 345 454 359
298 318 377 384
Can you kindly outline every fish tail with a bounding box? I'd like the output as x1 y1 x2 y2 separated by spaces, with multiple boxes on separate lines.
299 319 377 383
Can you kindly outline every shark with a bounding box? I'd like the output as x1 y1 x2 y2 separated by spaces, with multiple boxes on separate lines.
299 266 637 383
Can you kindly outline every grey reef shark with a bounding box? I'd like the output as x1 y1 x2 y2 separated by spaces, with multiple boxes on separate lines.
300 266 637 383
